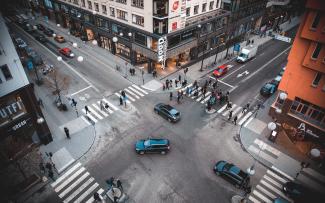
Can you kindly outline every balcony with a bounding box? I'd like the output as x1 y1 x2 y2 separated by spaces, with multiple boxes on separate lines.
266 0 290 8
185 9 230 28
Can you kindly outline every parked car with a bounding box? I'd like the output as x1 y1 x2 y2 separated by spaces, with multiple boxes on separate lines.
278 67 286 77
22 23 35 33
273 197 290 203
282 181 324 203
135 138 170 155
213 160 250 188
54 35 65 43
29 51 43 66
35 23 45 31
43 28 54 37
271 75 282 88
14 37 27 48
213 64 230 77
59 47 74 58
260 82 277 97
154 103 181 122
34 33 47 43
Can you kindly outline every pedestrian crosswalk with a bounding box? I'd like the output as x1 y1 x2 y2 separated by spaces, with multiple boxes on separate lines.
51 162 105 203
248 168 294 203
81 84 149 125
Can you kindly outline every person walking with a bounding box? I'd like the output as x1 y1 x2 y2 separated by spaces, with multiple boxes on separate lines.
180 90 184 99
233 116 238 125
64 127 70 139
242 106 247 114
100 100 104 111
119 96 123 106
48 170 55 181
177 95 180 104
166 80 169 90
163 84 166 91
169 79 173 88
228 110 233 121
178 75 182 83
116 179 123 191
93 192 101 202
175 79 178 87
85 105 90 114
170 92 173 101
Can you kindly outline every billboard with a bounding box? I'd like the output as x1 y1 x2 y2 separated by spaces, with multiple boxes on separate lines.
168 0 187 33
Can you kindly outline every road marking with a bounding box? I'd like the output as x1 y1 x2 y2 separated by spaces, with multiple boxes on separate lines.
217 104 227 113
256 184 276 199
217 79 234 88
81 116 91 125
254 139 281 156
260 180 293 202
241 46 292 83
70 86 92 96
63 177 94 203
81 109 98 123
128 86 144 97
85 188 104 203
133 84 148 94
201 92 212 103
86 106 103 119
55 167 86 192
58 171 89 198
124 88 139 99
238 112 253 125
13 24 100 93
102 98 119 111
221 65 246 80
196 92 211 102
232 106 242 115
243 116 254 127
263 175 282 188
253 190 272 203
249 195 261 203
271 166 294 181
92 103 109 116
74 182 99 203
181 83 193 92
51 162 82 188
222 104 237 116
266 170 287 183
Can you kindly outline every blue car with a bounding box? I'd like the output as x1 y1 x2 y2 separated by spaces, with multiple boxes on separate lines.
135 138 170 155
154 103 181 122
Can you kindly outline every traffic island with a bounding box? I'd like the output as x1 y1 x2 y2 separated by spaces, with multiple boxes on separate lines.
119 103 133 112
231 195 246 203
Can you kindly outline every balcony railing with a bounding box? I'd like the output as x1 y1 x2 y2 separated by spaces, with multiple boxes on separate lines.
289 109 325 130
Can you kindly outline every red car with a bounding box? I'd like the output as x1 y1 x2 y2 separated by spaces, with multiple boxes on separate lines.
59 47 74 58
213 64 230 77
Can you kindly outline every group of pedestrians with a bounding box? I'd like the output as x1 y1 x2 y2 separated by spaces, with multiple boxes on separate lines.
163 75 187 91
227 102 251 125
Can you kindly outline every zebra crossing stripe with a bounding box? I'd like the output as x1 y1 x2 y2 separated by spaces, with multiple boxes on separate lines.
217 104 227 113
115 92 131 103
51 162 82 188
92 103 109 117
133 84 148 94
102 99 118 111
122 90 136 101
74 182 99 203
86 106 103 119
222 104 237 116
249 195 261 203
181 83 193 92
237 112 245 119
55 167 86 192
244 117 254 127
238 112 252 125
81 116 91 125
96 101 113 114
81 109 98 123
271 166 294 181
197 91 211 102
260 180 292 202
201 92 212 104
58 171 89 198
128 86 144 97
85 188 104 203
263 175 282 188
253 190 272 203
63 177 95 203
232 106 242 116
266 170 286 183
124 88 140 99
256 184 276 199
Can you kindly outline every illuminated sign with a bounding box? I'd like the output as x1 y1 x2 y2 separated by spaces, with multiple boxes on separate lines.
157 36 168 69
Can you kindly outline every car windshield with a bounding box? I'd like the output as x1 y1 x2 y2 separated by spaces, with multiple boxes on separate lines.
239 53 248 58
216 68 223 73
224 163 233 170
144 140 150 147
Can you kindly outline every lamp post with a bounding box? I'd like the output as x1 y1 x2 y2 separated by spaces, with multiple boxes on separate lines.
197 24 206 72
92 40 98 46
112 36 118 55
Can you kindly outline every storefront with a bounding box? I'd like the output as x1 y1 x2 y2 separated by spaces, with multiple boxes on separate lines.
116 43 131 58
99 35 111 51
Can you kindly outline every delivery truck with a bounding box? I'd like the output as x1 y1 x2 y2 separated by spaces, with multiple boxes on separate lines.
236 45 258 63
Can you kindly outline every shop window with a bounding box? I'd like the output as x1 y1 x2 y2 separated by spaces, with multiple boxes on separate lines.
132 0 144 8
311 43 322 59
116 0 127 4
209 1 214 10
132 14 144 26
117 9 128 21
202 3 206 12
81 0 85 7
110 7 115 17
168 35 181 48
1 64 12 81
102 5 107 14
87 0 92 10
312 72 322 87
311 12 320 29
194 5 199 15
84 13 90 23
216 0 220 8
94 3 99 12
135 32 146 46
186 8 190 17
73 0 78 5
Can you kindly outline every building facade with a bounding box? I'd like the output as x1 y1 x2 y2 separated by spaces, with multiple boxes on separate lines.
0 14 52 165
28 0 230 72
269 0 325 153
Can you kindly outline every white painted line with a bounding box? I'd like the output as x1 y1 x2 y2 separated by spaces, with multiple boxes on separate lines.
267 170 287 183
208 76 216 80
133 84 148 94
260 180 293 202
51 163 82 188
124 88 140 99
249 195 261 203
237 112 245 119
55 167 86 192
271 166 295 181
123 90 135 101
222 65 246 80
86 106 103 119
232 106 242 116
181 83 193 92
85 188 104 203
58 171 89 197
70 86 92 96
81 109 98 123
115 92 131 104
200 92 212 104
238 112 253 125
128 86 144 97
248 145 276 163
255 139 281 156
197 92 211 102
256 185 276 199
222 104 237 116
81 116 91 125
243 117 254 127
252 190 272 203
263 175 282 188
74 182 99 203
217 104 227 114
217 79 234 88
102 98 119 111
92 103 109 117
63 177 94 203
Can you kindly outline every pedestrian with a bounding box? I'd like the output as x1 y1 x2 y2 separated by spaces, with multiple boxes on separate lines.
213 81 218 89
166 79 169 90
228 110 233 120
100 100 104 111
170 92 173 101
38 98 44 108
163 84 166 91
177 95 180 104
93 192 101 202
242 106 247 114
175 79 178 87
246 102 250 110
208 79 212 87
252 39 254 44
244 186 252 196
119 96 123 105
169 79 173 88
72 98 77 107
193 80 198 89
85 105 90 114
178 75 181 82
39 162 45 174
48 170 55 181
116 179 123 190
121 90 126 98
226 91 230 96
64 127 70 139
180 90 184 99
45 162 52 171
186 87 189 95
233 116 238 125
189 87 192 95
104 103 109 110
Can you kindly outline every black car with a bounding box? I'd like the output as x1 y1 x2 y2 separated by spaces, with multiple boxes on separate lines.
22 23 35 33
282 181 325 203
135 138 170 155
35 23 45 31
33 33 47 43
43 28 54 37
154 103 181 122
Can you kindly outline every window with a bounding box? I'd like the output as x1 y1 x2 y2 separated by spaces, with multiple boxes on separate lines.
312 72 322 87
216 0 220 8
116 0 127 4
94 3 99 12
1 64 13 81
311 12 321 29
81 0 85 7
132 0 144 8
312 43 322 59
110 7 115 17
117 9 127 21
194 5 199 14
102 5 107 14
73 0 78 5
186 8 190 17
132 14 144 26
202 3 206 12
209 1 214 10
87 0 92 10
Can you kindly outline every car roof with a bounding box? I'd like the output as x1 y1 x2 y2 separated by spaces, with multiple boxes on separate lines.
61 47 70 51
218 64 228 69
147 139 168 145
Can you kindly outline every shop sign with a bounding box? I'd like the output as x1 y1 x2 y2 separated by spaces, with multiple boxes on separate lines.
298 122 319 139
12 118 30 131
157 36 168 69
0 99 25 119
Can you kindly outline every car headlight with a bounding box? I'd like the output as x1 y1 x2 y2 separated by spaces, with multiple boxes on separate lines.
283 187 287 191
70 53 74 57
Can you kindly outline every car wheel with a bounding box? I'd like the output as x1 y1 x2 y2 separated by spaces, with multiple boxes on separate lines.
160 151 166 155
139 151 144 155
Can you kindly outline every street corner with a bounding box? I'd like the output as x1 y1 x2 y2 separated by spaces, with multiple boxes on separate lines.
142 79 162 92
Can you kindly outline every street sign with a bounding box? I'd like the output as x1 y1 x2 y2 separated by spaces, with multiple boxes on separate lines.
234 43 240 52
274 34 291 43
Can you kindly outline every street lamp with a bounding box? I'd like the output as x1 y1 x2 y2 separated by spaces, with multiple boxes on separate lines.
279 92 288 100
119 32 123 37
72 42 78 48
128 32 132 37
37 116 45 124
57 56 62 62
112 36 118 55
52 33 56 38
77 56 84 62
57 24 60 27
92 40 98 46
